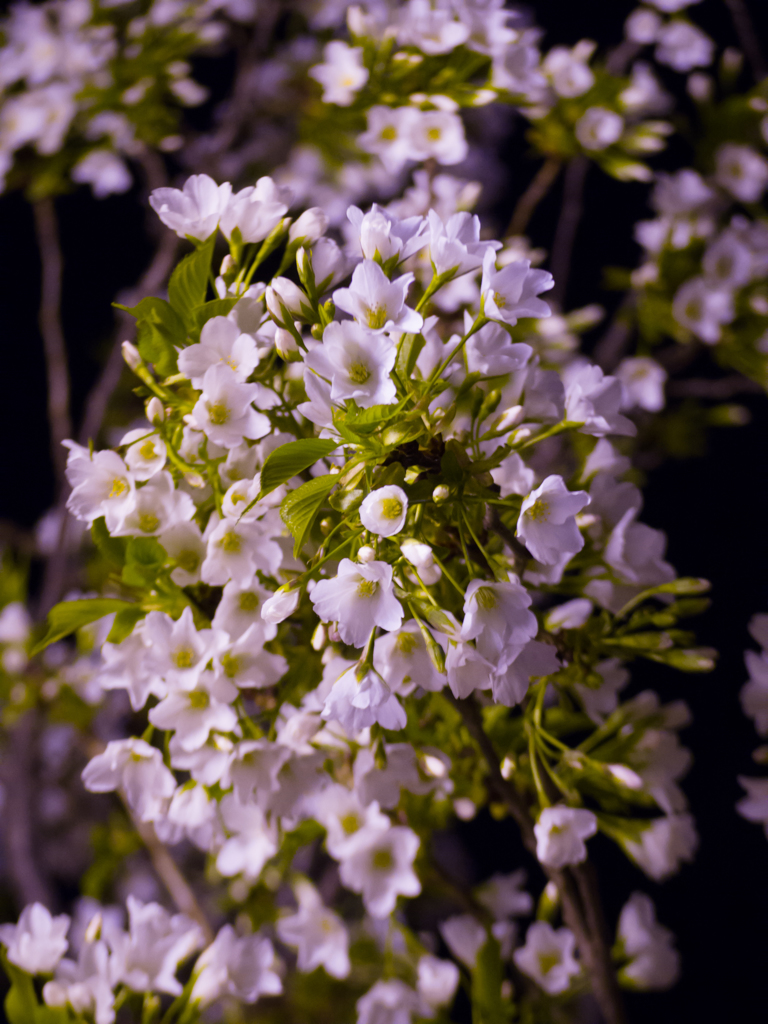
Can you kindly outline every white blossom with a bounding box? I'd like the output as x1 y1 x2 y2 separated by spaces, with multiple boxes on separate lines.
309 40 368 106
338 826 421 917
513 921 581 995
333 259 423 334
310 558 403 647
534 805 598 868
517 475 590 564
219 177 291 243
82 738 176 822
108 897 204 995
276 880 350 978
0 903 70 975
481 249 553 325
191 926 281 1006
150 174 232 240
617 892 680 990
360 485 408 536
178 316 259 388
305 320 397 407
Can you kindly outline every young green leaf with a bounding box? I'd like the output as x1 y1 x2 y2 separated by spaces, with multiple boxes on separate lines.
280 474 336 556
114 296 185 376
121 537 167 588
168 233 215 318
32 598 138 655
260 438 340 496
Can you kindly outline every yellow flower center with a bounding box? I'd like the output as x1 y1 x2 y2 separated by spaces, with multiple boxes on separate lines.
220 530 241 553
537 952 560 976
357 579 378 598
475 586 497 610
220 652 242 678
380 498 403 520
208 401 230 425
493 290 507 309
366 306 388 330
138 440 157 460
176 550 199 573
526 498 550 522
138 512 160 533
380 125 397 141
348 361 371 384
109 478 128 499
427 126 442 141
188 690 209 709
371 847 394 871
395 632 418 655
340 812 361 835
174 646 195 669
239 591 260 612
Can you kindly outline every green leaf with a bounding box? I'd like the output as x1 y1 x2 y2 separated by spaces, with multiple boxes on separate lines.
91 517 127 568
260 438 340 496
115 296 185 376
121 537 167 588
168 234 215 318
344 403 398 435
192 297 239 336
107 605 147 644
2 954 39 1024
32 598 138 655
281 474 336 556
471 938 510 1024
395 332 425 379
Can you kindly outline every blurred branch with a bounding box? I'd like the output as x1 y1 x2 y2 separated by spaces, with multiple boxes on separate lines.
130 814 214 943
33 198 71 490
667 373 763 398
0 712 55 910
451 694 628 1024
549 156 589 308
593 296 635 372
723 0 767 82
506 157 561 238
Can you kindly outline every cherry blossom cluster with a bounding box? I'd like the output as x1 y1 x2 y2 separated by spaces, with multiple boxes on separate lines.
2 164 718 1023
0 0 255 196
301 0 678 191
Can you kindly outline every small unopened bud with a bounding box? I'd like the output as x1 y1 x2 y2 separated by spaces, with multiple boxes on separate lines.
289 207 329 244
497 404 524 431
311 623 326 650
146 397 165 424
122 340 141 370
275 327 300 361
266 277 312 323
84 913 102 944
607 764 644 790
261 585 300 624
184 472 206 489
320 518 333 536
220 254 235 276
433 484 450 503
358 545 376 563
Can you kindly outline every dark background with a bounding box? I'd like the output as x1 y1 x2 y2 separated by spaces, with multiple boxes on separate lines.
1 1 768 1020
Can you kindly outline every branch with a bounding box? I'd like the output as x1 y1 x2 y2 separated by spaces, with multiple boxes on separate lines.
450 695 628 1024
549 156 589 308
129 813 214 944
723 0 767 82
593 296 635 372
506 157 561 239
0 712 56 910
33 198 71 490
667 373 763 399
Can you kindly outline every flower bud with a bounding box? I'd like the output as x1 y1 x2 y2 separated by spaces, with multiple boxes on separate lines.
261 585 300 624
266 277 312 323
220 254 235 276
122 341 141 370
275 327 300 361
357 545 376 563
433 484 450 503
146 397 165 424
289 207 329 244
313 238 349 292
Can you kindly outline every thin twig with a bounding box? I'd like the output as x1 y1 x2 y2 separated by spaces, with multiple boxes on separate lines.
723 0 767 82
506 157 561 238
33 198 71 490
0 712 56 910
450 695 628 1024
129 813 214 943
593 296 635 372
667 373 763 399
549 156 589 308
